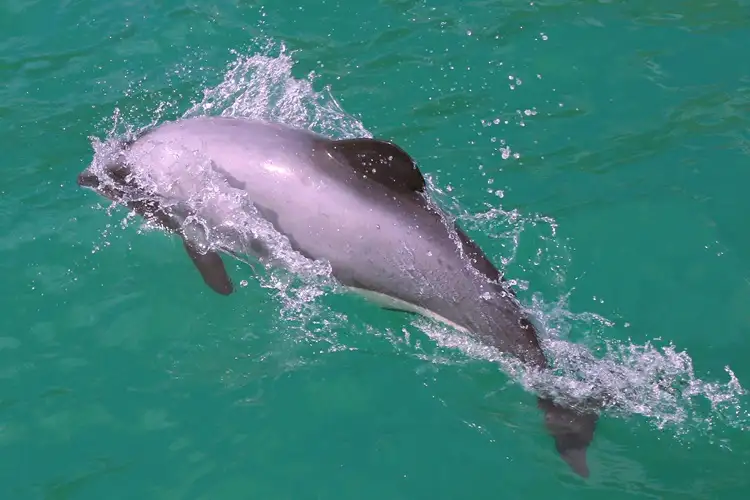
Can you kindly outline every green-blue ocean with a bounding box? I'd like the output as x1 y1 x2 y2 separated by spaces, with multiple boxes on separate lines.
2 0 749 498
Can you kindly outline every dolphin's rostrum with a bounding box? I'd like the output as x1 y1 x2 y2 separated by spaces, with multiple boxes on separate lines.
78 116 600 477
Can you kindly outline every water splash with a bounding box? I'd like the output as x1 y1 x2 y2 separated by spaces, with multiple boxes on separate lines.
86 38 747 443
402 205 748 440
182 40 370 140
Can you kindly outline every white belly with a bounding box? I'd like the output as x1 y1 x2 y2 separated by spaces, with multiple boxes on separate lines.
345 286 471 334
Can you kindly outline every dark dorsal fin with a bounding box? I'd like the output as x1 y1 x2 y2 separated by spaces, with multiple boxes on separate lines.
327 138 425 193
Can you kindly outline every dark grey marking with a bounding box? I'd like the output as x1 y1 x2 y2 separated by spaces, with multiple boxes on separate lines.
253 204 319 263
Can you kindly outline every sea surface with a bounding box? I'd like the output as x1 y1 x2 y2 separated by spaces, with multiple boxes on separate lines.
2 0 749 498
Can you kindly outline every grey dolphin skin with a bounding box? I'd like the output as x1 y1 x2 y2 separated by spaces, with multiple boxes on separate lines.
77 116 599 477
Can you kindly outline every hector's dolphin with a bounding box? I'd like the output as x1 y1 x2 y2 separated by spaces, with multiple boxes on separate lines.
77 116 599 477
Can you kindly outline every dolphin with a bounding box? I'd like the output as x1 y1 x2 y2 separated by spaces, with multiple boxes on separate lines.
77 115 599 477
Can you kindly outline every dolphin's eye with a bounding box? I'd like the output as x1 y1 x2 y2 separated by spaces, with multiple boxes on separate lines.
107 163 131 185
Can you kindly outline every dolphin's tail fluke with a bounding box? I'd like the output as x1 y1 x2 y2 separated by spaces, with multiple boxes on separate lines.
537 396 599 478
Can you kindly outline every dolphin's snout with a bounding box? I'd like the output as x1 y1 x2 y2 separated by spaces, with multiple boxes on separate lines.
77 170 100 188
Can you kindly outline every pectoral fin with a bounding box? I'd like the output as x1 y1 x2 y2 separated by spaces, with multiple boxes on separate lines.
183 240 233 295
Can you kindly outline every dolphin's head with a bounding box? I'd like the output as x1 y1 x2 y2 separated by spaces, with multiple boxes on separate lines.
77 159 134 202
77 133 143 201
537 396 599 478
77 138 181 231
77 126 166 203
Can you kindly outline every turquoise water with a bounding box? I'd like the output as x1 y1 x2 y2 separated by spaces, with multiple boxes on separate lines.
2 0 750 497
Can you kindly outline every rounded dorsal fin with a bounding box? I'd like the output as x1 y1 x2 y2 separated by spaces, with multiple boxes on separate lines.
326 138 425 193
